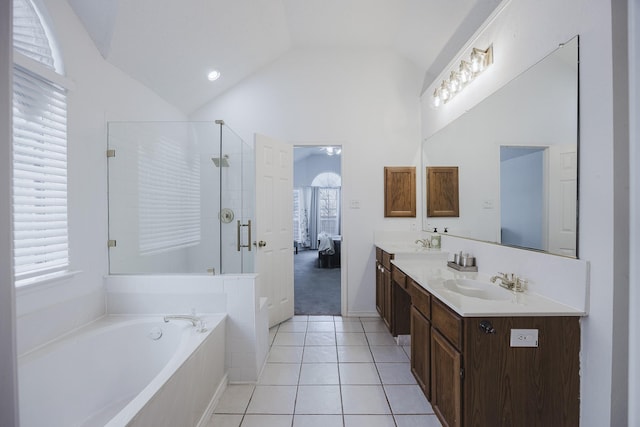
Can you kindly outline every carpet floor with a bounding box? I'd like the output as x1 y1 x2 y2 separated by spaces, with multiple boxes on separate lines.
294 249 341 315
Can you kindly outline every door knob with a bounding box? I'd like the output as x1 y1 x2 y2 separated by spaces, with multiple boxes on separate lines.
253 240 267 248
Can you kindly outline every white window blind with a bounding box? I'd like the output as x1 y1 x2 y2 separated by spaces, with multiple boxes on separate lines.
138 139 201 255
12 65 69 280
12 0 69 283
293 188 301 242
13 0 56 69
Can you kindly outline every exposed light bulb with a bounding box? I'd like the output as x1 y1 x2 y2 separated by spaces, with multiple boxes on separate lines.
439 82 450 102
448 71 461 93
470 48 486 73
458 61 472 84
432 88 442 108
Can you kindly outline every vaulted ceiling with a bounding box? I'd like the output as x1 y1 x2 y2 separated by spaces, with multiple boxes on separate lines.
67 0 501 114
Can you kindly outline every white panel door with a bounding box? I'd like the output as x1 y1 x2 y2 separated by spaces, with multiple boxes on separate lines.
548 145 578 256
255 133 294 327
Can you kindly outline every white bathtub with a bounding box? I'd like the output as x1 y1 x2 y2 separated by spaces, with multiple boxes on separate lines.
18 314 226 427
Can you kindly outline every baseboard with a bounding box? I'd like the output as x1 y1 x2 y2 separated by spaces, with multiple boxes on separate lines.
196 373 228 427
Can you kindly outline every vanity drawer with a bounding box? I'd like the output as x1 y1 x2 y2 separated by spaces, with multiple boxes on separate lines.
391 266 407 289
410 279 431 319
376 247 382 263
432 298 463 351
381 251 393 270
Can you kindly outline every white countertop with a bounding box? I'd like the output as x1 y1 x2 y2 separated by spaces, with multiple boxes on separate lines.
391 258 586 317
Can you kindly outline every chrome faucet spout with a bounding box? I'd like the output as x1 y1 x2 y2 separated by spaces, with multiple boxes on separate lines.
490 272 525 292
164 315 201 327
415 239 430 248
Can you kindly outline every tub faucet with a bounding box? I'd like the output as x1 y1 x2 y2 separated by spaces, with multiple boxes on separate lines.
415 239 431 248
164 315 205 331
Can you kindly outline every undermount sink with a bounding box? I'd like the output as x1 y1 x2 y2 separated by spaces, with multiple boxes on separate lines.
443 278 513 301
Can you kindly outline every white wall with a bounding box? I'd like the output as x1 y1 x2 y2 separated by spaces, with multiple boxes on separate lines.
1 0 19 424
192 48 424 316
421 1 624 425
16 0 186 355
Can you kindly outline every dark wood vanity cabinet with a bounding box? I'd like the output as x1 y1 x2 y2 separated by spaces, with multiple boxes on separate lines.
462 316 580 427
430 298 463 427
375 248 411 336
390 265 411 336
401 266 580 427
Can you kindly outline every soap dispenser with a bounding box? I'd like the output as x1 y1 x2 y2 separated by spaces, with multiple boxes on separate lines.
430 227 441 249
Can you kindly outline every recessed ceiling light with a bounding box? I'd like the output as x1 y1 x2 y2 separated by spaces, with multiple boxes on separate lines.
207 70 221 81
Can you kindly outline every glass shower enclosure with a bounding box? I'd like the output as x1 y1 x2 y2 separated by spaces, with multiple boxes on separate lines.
107 121 254 275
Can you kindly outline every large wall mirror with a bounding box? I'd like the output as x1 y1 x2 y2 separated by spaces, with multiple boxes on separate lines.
422 36 578 258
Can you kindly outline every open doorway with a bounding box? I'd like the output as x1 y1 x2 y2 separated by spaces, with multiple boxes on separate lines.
293 146 342 315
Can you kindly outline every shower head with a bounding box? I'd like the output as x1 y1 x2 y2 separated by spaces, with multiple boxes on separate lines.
211 155 229 167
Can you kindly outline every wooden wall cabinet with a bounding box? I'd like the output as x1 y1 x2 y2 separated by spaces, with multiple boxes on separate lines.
384 167 416 217
426 166 459 217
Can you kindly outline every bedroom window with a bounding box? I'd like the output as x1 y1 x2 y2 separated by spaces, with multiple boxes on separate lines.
12 0 70 285
318 188 339 236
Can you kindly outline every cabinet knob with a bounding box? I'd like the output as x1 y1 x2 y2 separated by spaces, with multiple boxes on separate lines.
479 320 496 334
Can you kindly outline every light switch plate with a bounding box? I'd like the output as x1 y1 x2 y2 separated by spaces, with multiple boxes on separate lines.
510 329 539 347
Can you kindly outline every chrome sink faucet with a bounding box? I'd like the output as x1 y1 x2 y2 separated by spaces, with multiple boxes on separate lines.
415 239 431 248
490 272 526 292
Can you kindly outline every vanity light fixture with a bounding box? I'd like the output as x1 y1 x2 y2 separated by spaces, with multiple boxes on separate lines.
432 45 493 108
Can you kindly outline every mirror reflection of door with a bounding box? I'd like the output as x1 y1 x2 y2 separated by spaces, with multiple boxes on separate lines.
500 146 546 251
293 146 342 315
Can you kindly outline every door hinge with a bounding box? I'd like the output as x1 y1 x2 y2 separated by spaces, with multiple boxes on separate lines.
106 149 116 158
107 239 116 248
460 368 465 379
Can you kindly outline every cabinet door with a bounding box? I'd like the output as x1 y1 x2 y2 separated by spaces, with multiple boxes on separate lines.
426 166 459 217
382 267 392 329
431 328 462 427
411 306 431 399
384 166 416 217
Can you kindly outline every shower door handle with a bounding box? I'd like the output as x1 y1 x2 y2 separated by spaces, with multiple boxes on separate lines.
236 220 252 252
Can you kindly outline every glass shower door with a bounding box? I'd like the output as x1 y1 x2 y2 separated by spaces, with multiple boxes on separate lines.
107 120 254 275
219 122 254 274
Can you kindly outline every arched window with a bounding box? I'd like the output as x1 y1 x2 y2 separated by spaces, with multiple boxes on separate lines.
12 0 70 284
311 172 341 188
310 172 341 237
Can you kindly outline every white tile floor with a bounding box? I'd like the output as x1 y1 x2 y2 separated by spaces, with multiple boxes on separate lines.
207 316 443 427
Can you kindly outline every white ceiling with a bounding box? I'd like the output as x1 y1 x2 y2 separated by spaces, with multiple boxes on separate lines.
67 0 501 114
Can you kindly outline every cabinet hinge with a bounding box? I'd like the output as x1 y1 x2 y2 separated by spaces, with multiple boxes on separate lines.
106 149 116 158
107 239 116 248
460 368 465 379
